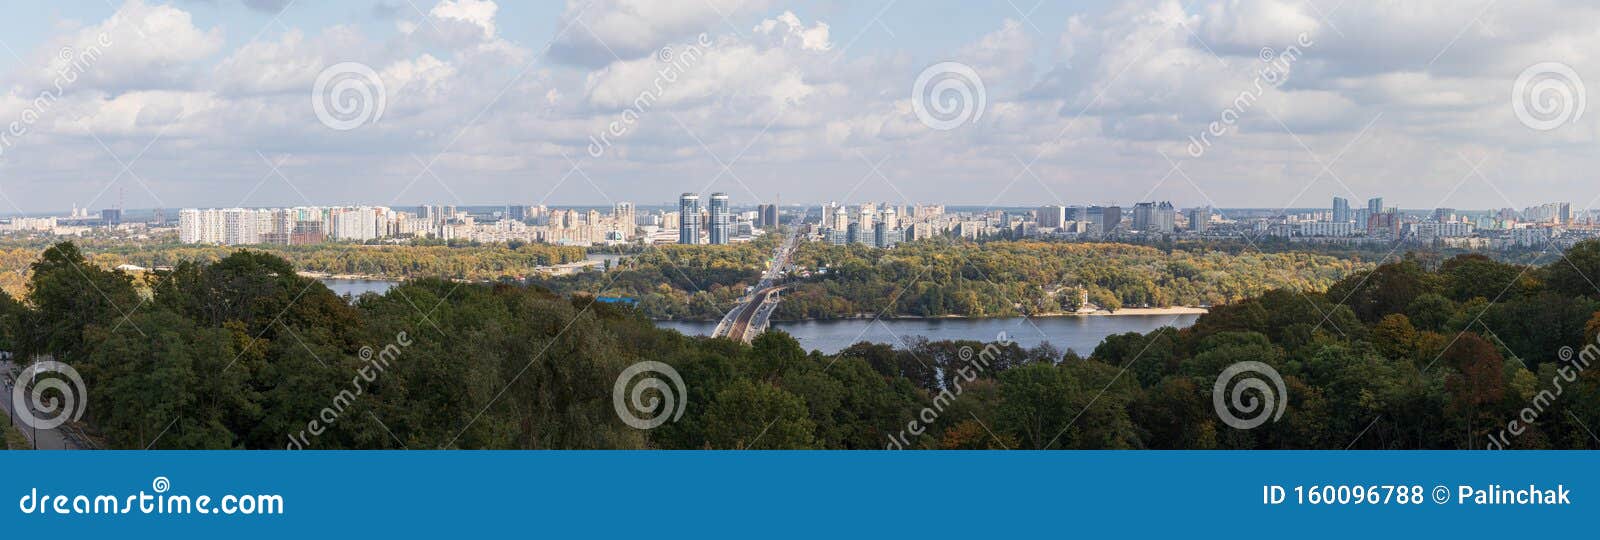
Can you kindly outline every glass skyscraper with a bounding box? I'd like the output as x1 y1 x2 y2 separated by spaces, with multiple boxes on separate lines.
709 193 731 245
679 193 701 245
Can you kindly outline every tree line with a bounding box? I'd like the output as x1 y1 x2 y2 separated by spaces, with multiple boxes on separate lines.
1 240 1596 449
534 237 1368 320
0 239 586 300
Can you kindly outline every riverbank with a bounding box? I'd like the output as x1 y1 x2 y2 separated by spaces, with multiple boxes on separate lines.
298 271 390 280
655 313 1204 355
1086 306 1210 316
653 306 1210 324
296 254 615 282
298 270 1213 321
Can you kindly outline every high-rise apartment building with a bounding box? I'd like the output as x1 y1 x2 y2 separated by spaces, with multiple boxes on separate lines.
1037 205 1066 229
1132 202 1176 233
1333 197 1350 223
756 204 778 229
507 205 529 222
1187 207 1210 233
875 221 899 248
1096 205 1123 233
678 193 701 245
1368 210 1400 237
614 201 636 239
708 193 730 245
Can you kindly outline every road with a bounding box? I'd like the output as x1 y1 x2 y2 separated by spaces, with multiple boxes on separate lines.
713 227 802 343
0 358 85 450
725 286 783 343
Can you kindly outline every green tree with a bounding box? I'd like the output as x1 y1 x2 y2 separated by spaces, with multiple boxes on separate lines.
19 242 141 360
703 380 815 449
1544 240 1600 300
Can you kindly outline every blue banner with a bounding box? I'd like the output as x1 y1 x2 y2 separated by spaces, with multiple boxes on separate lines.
0 451 1591 537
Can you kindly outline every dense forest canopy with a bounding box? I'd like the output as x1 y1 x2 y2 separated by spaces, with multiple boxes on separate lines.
0 236 1365 322
2 240 1598 450
533 237 1368 320
0 239 586 299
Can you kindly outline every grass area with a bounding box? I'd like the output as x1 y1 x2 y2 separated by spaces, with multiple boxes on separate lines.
1 410 29 450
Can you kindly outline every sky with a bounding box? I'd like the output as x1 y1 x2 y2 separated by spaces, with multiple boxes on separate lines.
0 0 1596 214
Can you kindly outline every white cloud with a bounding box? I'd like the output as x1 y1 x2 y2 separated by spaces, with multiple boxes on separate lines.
35 0 223 93
752 11 831 52
5 0 1600 212
430 0 498 39
958 19 1034 86
550 0 775 66
213 29 331 96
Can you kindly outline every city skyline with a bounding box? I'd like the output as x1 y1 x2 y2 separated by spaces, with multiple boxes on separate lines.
8 187 1575 252
5 193 1594 219
2 1 1600 213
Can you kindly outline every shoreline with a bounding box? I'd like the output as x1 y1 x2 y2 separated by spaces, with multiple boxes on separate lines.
655 306 1209 324
298 271 411 281
1081 306 1209 316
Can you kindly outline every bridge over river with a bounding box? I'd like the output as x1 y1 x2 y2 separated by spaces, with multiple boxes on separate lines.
712 227 801 344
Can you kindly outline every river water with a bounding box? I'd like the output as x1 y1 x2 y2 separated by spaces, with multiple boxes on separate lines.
318 253 627 298
317 277 1200 355
321 278 399 297
656 314 1200 355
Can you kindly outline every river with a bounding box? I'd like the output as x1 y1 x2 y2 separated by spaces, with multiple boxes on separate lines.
317 253 628 298
321 278 399 297
317 276 1199 355
656 314 1200 355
